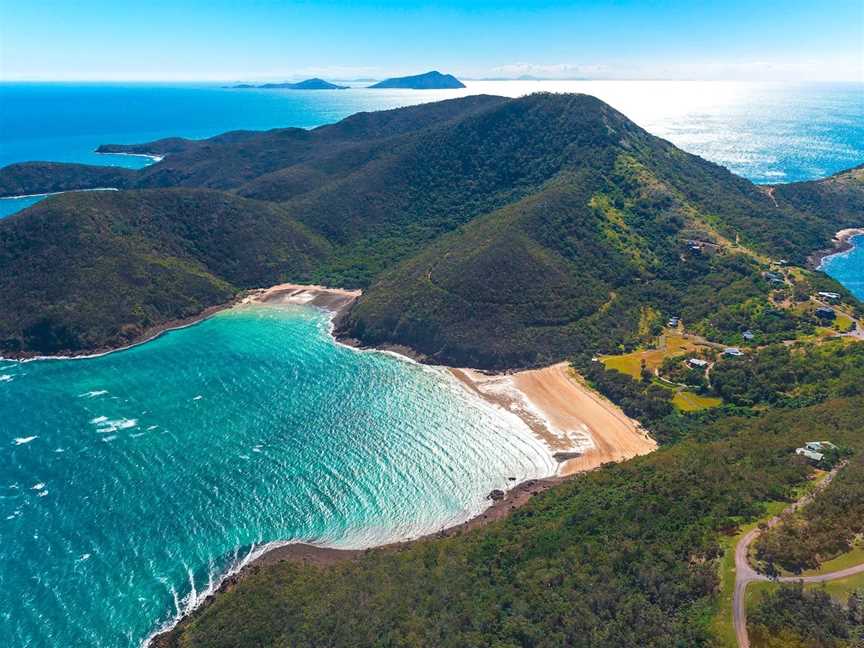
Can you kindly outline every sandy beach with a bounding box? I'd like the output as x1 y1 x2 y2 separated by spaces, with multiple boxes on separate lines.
150 362 655 647
451 362 656 476
245 282 362 311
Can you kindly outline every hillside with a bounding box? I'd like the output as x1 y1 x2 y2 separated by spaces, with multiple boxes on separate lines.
0 93 860 359
368 70 466 89
154 396 864 648
0 189 330 355
0 162 136 197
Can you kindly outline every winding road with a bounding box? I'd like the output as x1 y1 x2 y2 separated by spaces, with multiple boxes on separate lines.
732 463 864 647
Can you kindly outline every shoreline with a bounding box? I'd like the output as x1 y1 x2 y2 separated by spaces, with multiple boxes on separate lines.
0 187 120 201
145 285 656 647
148 475 567 648
5 281 653 647
0 282 361 363
94 150 166 163
810 227 864 270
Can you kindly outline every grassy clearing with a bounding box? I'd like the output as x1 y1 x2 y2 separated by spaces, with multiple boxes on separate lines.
673 390 723 411
601 332 709 379
789 544 864 577
835 313 855 333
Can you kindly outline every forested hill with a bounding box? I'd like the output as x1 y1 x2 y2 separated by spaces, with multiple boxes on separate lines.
0 93 861 360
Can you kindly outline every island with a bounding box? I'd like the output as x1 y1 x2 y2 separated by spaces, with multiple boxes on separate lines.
226 78 348 90
368 70 465 89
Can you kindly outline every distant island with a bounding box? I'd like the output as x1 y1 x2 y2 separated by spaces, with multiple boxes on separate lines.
227 78 347 90
369 70 465 89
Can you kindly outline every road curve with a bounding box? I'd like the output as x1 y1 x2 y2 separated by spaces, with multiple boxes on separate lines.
732 465 854 648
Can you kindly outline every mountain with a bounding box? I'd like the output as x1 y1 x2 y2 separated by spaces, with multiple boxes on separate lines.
229 78 348 90
0 93 860 360
0 189 329 355
368 70 465 89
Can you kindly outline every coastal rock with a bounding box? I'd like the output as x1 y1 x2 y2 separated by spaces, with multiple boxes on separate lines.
487 489 506 501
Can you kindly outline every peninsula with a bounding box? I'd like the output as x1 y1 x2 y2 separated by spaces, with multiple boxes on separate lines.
368 70 465 89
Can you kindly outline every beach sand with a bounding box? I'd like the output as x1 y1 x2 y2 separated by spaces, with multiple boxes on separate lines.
246 282 362 311
451 362 656 476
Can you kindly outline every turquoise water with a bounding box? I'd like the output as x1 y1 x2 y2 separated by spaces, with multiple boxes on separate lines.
0 305 554 647
0 195 44 219
1 81 862 182
822 235 864 300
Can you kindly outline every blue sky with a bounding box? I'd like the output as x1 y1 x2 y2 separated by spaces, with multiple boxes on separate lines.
1 0 861 81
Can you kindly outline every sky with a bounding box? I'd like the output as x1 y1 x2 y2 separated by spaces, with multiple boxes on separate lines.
1 0 862 82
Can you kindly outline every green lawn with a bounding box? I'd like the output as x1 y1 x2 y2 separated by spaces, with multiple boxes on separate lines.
601 333 709 380
673 390 723 412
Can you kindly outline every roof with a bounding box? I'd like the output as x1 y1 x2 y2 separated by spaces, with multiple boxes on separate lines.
724 347 744 356
687 358 709 367
818 291 841 299
796 448 824 461
806 441 837 451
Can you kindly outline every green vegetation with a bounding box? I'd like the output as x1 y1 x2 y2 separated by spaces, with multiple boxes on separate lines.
754 453 863 575
157 398 864 648
711 341 864 407
0 93 860 362
0 189 330 354
0 162 135 197
748 583 864 648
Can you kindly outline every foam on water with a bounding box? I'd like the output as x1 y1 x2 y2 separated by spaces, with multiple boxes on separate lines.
0 304 554 648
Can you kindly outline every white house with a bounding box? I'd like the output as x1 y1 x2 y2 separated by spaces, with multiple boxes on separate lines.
796 447 824 462
687 358 709 368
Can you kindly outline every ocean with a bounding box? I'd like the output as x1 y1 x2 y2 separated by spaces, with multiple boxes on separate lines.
1 80 863 647
1 306 554 647
821 235 864 300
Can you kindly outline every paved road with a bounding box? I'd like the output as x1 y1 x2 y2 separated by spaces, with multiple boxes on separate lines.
732 465 861 648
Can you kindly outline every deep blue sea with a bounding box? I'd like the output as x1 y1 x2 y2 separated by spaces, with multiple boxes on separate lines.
1 80 863 647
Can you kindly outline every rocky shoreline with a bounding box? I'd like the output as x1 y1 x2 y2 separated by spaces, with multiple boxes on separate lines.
808 227 864 270
1 299 242 362
149 475 564 648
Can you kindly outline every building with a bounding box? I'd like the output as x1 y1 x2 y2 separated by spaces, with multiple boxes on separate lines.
805 441 837 452
742 330 755 341
815 307 836 320
723 347 744 357
668 316 680 327
818 291 841 302
764 271 785 285
796 447 824 462
687 358 709 368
